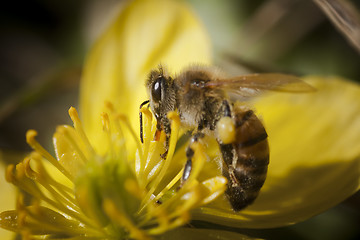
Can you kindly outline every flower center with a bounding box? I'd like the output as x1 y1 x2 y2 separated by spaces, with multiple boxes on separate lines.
0 104 227 239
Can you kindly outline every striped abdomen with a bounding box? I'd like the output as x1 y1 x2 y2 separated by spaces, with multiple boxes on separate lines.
219 108 269 211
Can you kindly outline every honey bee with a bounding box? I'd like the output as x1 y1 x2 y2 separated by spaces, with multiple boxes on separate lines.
140 65 314 211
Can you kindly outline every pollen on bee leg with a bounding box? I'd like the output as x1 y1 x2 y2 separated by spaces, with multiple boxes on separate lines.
154 129 162 141
216 116 236 144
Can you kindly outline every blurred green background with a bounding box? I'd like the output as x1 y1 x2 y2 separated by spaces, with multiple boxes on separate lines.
0 0 359 239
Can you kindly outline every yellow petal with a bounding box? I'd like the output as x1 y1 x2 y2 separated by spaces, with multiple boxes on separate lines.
194 76 360 228
159 227 258 240
0 205 92 236
80 0 211 154
0 160 16 239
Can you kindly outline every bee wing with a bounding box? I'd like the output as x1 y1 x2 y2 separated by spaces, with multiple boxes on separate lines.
205 73 316 99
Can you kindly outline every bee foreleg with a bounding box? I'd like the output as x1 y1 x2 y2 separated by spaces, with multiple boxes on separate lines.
160 118 172 159
180 132 205 187
160 135 170 159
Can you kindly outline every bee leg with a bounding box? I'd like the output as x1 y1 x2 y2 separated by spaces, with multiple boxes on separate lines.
160 118 171 159
218 130 252 211
180 132 205 187
160 135 170 159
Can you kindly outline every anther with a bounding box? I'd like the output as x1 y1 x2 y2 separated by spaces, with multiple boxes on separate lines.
101 112 110 132
26 130 38 147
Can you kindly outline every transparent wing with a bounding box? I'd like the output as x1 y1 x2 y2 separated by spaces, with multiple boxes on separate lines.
205 73 316 99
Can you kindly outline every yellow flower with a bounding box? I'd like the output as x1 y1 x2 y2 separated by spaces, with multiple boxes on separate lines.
0 103 229 239
0 0 239 239
0 0 360 239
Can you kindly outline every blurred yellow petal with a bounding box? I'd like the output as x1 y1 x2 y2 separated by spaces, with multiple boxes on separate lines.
0 161 16 240
80 0 211 154
160 227 258 240
194 76 360 228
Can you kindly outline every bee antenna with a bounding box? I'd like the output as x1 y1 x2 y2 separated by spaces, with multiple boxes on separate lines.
139 100 150 143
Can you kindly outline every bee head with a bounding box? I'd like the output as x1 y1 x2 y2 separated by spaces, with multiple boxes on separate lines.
146 66 176 124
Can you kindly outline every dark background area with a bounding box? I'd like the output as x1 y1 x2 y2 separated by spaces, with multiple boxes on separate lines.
0 1 85 151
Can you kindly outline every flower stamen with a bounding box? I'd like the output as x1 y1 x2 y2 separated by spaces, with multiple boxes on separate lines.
68 107 95 156
1 103 227 239
103 199 151 240
23 156 79 212
116 114 144 160
138 107 154 180
57 126 88 165
151 169 183 204
140 111 180 212
101 112 116 160
26 130 73 181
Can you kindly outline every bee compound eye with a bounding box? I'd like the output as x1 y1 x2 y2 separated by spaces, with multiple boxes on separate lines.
151 77 163 102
